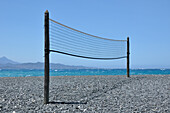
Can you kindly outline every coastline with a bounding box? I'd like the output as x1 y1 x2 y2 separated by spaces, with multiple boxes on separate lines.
0 74 170 78
0 75 169 112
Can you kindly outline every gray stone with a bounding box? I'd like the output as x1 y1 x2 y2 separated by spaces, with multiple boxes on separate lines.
0 75 169 112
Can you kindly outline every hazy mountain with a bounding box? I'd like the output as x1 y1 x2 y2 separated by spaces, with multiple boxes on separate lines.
0 62 90 69
0 57 91 69
0 56 19 64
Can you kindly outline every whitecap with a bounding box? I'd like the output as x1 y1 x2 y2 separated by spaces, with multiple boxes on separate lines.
26 75 31 77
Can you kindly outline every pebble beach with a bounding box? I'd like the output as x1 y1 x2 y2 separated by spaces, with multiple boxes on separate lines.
0 75 169 112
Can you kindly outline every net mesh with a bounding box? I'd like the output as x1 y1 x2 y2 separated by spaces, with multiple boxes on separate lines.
49 19 127 60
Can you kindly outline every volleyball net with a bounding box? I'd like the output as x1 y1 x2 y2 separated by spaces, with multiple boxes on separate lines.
44 10 130 104
49 19 127 60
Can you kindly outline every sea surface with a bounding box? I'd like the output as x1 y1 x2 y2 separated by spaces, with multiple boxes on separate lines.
0 69 170 77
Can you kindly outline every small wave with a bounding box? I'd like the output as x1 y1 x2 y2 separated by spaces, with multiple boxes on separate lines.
26 75 31 77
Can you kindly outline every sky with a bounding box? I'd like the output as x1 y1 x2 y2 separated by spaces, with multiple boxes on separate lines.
0 0 170 69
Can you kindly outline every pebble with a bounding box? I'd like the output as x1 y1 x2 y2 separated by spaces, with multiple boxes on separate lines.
0 75 169 112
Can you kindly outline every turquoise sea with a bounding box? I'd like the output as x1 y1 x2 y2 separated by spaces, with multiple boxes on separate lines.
0 69 170 77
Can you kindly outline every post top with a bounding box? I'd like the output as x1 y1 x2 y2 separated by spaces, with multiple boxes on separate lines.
45 10 49 13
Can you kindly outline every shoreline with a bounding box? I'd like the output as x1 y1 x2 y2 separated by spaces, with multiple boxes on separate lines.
0 74 170 78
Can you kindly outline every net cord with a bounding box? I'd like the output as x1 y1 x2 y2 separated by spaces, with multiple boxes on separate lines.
50 50 127 60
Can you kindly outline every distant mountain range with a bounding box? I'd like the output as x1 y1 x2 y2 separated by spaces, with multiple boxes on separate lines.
0 56 19 64
0 57 91 69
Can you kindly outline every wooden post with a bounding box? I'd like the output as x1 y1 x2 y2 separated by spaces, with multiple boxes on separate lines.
127 37 130 77
44 10 50 104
